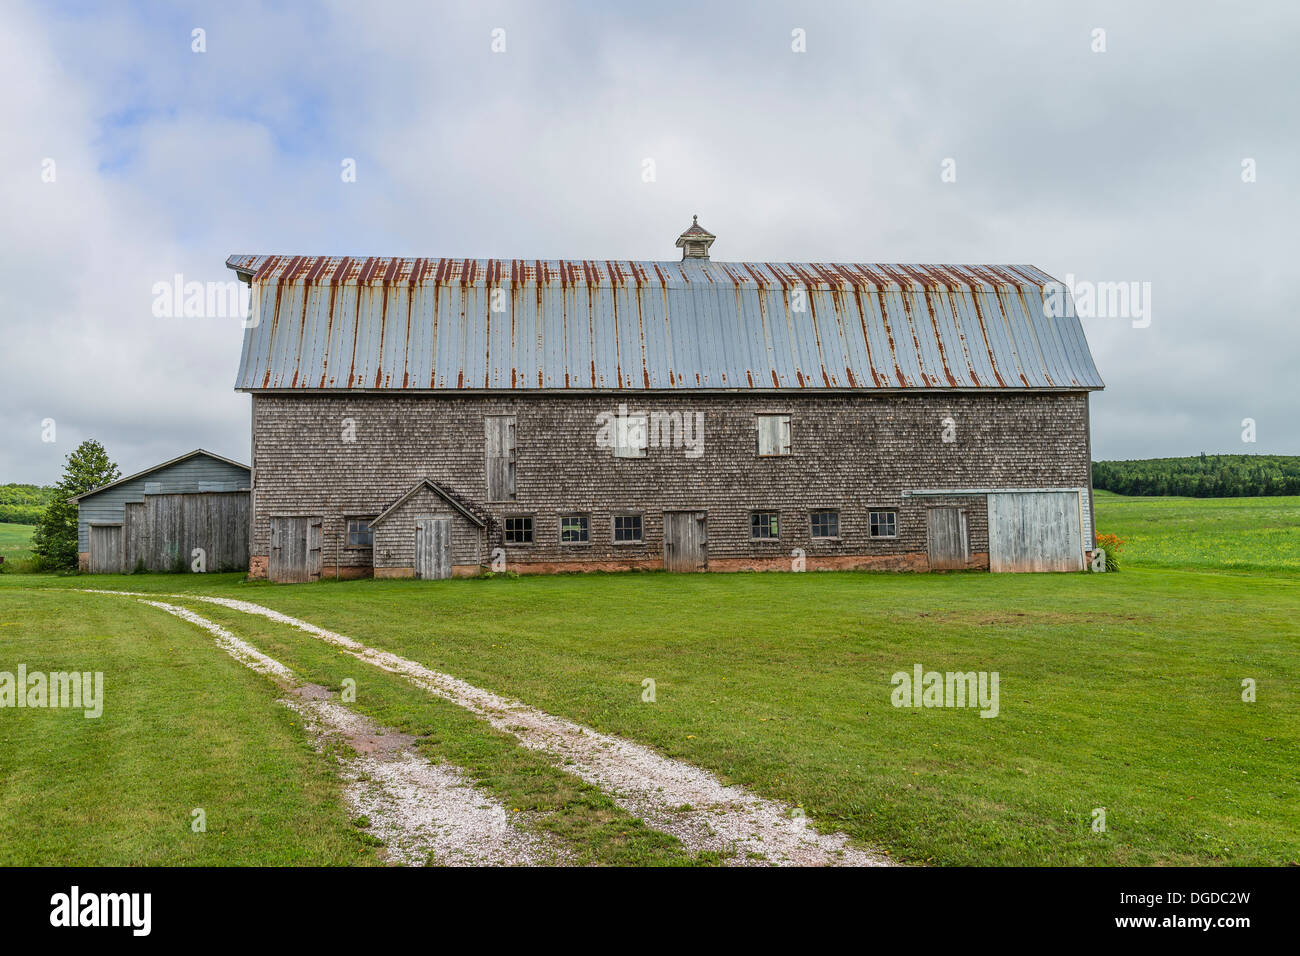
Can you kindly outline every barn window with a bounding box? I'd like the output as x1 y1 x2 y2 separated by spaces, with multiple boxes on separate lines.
485 416 517 501
810 510 839 539
612 514 643 543
869 510 898 538
751 511 780 540
345 517 374 549
504 515 533 544
756 415 792 456
560 514 589 544
614 413 648 458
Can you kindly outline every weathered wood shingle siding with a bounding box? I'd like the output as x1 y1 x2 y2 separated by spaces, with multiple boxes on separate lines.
249 391 1091 573
76 456 250 551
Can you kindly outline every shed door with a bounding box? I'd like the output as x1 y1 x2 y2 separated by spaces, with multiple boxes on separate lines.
987 492 1084 573
269 516 322 583
664 511 707 572
415 517 453 580
88 524 123 574
926 507 969 570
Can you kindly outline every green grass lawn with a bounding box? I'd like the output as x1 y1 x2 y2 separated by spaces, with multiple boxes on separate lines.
1 493 1296 866
0 590 373 864
0 523 35 569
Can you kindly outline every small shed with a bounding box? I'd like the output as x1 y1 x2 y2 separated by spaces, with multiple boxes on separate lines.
69 449 251 573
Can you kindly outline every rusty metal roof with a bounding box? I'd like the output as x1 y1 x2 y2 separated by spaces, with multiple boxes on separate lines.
227 254 1103 392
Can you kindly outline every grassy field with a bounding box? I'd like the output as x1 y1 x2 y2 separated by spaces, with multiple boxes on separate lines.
0 493 1296 866
1093 491 1300 571
0 524 35 569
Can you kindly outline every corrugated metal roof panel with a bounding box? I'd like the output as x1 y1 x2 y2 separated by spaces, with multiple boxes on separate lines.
226 255 1103 392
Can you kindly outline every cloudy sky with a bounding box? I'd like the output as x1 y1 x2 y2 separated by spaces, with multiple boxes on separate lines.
3 0 1296 484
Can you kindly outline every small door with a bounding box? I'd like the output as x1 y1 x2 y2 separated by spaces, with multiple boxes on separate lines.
415 517 453 579
269 516 323 583
926 507 969 570
88 524 123 574
663 511 707 572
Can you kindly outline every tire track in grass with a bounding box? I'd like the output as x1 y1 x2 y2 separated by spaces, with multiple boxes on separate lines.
140 600 557 867
111 592 891 866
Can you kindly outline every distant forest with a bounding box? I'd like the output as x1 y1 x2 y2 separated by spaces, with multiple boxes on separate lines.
0 484 56 524
1093 454 1300 497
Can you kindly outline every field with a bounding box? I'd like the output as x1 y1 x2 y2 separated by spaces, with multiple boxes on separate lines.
0 524 35 569
0 494 1296 866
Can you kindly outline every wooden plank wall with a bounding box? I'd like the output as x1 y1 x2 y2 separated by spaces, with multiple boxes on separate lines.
122 491 249 572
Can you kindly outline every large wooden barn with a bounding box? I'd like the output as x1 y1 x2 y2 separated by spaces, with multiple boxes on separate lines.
227 221 1103 582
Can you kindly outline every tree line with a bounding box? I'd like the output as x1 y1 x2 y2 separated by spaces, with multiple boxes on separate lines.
1093 454 1300 497
0 483 57 524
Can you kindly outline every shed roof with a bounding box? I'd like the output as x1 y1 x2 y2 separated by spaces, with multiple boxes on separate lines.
68 449 249 503
227 254 1103 393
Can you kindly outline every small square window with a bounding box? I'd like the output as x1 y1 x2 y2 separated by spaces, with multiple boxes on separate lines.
504 516 534 544
869 510 897 538
756 414 792 456
751 511 779 540
612 514 643 543
346 518 374 548
560 514 589 544
614 413 648 458
810 510 839 539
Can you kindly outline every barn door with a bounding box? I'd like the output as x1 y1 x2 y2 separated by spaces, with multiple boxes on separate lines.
88 524 123 574
415 517 453 579
269 516 322 583
663 511 707 571
987 492 1084 572
926 507 969 570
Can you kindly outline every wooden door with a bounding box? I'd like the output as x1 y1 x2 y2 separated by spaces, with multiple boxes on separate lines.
926 507 970 570
987 492 1084 572
415 517 453 579
269 516 322 583
88 524 123 574
663 511 707 571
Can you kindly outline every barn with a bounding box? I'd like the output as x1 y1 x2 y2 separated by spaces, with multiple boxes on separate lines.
71 449 251 573
227 220 1103 582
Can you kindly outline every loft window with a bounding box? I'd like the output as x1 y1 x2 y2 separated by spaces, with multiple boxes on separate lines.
559 514 589 544
869 510 898 538
810 510 839 539
614 413 648 458
751 511 779 540
612 514 643 543
756 414 792 456
485 416 517 501
504 515 533 544
346 517 374 549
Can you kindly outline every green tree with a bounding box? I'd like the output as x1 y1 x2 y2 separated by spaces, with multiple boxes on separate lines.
31 440 121 570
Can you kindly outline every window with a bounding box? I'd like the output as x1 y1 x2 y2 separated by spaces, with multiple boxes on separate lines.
614 413 648 458
504 515 533 544
612 514 643 543
751 511 779 540
869 510 897 538
346 517 374 549
485 416 517 500
810 510 839 539
559 514 589 544
756 414 792 456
